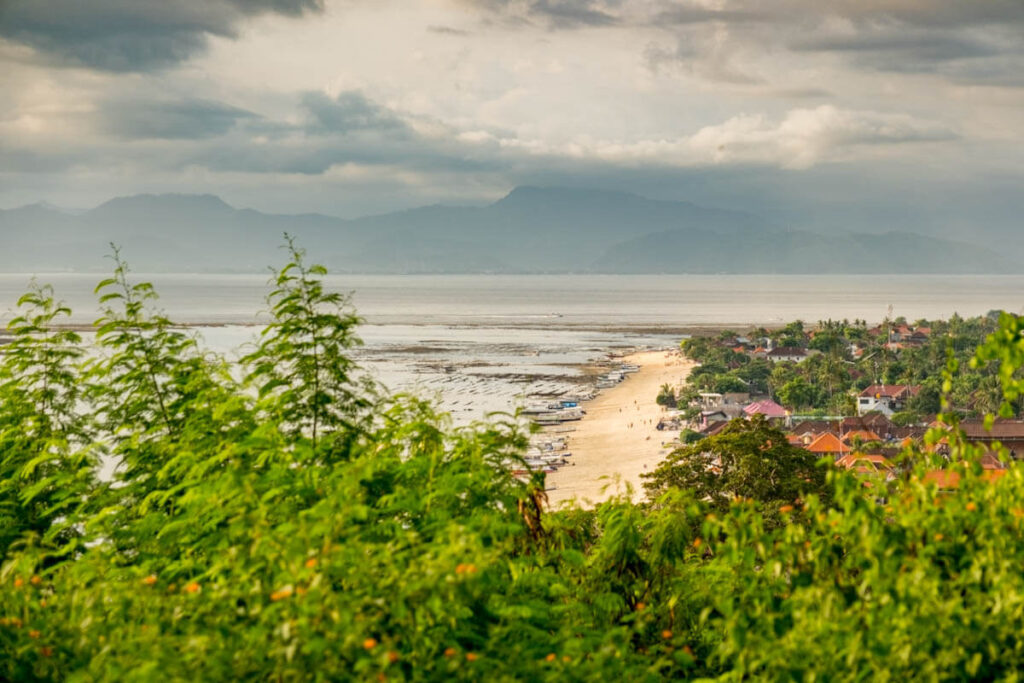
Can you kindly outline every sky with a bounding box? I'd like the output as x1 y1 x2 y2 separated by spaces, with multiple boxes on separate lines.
1 0 1023 238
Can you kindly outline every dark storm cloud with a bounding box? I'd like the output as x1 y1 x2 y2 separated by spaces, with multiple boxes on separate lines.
300 91 408 135
0 0 324 72
98 97 257 140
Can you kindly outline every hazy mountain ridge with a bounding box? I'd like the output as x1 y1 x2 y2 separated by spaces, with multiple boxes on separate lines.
0 187 1010 273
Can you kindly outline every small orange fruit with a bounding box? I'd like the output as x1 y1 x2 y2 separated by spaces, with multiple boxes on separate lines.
184 582 201 594
30 575 41 586
465 652 478 662
363 638 378 650
692 538 702 549
13 578 23 588
387 651 400 663
40 646 53 657
444 647 456 657
779 505 794 514
305 557 317 569
545 653 556 662
966 502 977 512
934 533 944 542
29 630 40 639
142 575 158 586
662 630 673 639
635 602 645 611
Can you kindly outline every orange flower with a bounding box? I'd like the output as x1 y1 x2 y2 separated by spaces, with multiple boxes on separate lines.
184 582 201 594
363 638 378 651
662 630 673 640
270 586 293 601
30 575 41 586
465 652 478 662
142 575 158 586
387 651 400 663
545 653 556 662
444 647 457 658
29 630 40 639
305 557 317 569
779 505 794 514
966 502 977 512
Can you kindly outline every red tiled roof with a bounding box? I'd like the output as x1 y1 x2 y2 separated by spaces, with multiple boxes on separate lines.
807 432 846 454
922 469 1008 489
960 420 1024 440
858 384 919 399
842 429 881 444
743 400 788 418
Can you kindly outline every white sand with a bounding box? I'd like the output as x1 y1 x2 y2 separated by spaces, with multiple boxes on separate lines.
545 350 694 507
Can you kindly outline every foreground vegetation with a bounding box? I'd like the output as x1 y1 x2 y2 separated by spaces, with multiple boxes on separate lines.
3 245 1024 680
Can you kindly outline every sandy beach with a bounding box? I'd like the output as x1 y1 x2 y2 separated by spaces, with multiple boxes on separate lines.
545 350 694 507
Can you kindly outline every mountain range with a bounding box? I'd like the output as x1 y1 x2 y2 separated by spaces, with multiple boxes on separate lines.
0 186 1010 273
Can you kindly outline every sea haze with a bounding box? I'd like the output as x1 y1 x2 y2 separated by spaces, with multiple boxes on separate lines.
0 187 1011 274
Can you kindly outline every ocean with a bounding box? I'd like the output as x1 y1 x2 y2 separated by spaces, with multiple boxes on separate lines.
1 273 1021 423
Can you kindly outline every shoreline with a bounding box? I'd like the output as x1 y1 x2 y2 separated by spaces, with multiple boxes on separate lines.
545 350 694 507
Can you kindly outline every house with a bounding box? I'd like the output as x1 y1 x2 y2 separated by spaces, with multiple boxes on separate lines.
856 384 920 416
766 347 808 363
697 392 750 409
699 404 745 430
806 432 847 458
842 413 895 436
743 399 787 419
959 419 1024 460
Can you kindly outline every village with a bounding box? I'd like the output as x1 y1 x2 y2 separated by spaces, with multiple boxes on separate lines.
661 314 1024 484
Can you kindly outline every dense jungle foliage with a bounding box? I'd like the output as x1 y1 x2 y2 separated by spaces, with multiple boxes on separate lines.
3 244 1024 680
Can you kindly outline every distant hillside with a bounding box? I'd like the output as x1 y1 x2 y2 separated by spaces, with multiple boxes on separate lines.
0 187 1011 273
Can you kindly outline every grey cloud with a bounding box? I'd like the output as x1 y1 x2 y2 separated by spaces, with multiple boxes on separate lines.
300 91 408 135
427 25 470 36
98 97 257 139
0 0 324 72
469 0 620 28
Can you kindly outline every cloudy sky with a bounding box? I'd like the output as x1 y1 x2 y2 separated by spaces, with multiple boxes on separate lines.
1 0 1022 236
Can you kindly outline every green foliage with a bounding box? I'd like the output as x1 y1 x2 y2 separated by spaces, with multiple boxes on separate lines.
3 249 1024 680
643 415 830 523
655 383 676 408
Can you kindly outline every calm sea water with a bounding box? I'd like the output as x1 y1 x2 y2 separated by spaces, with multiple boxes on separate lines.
0 273 1021 328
